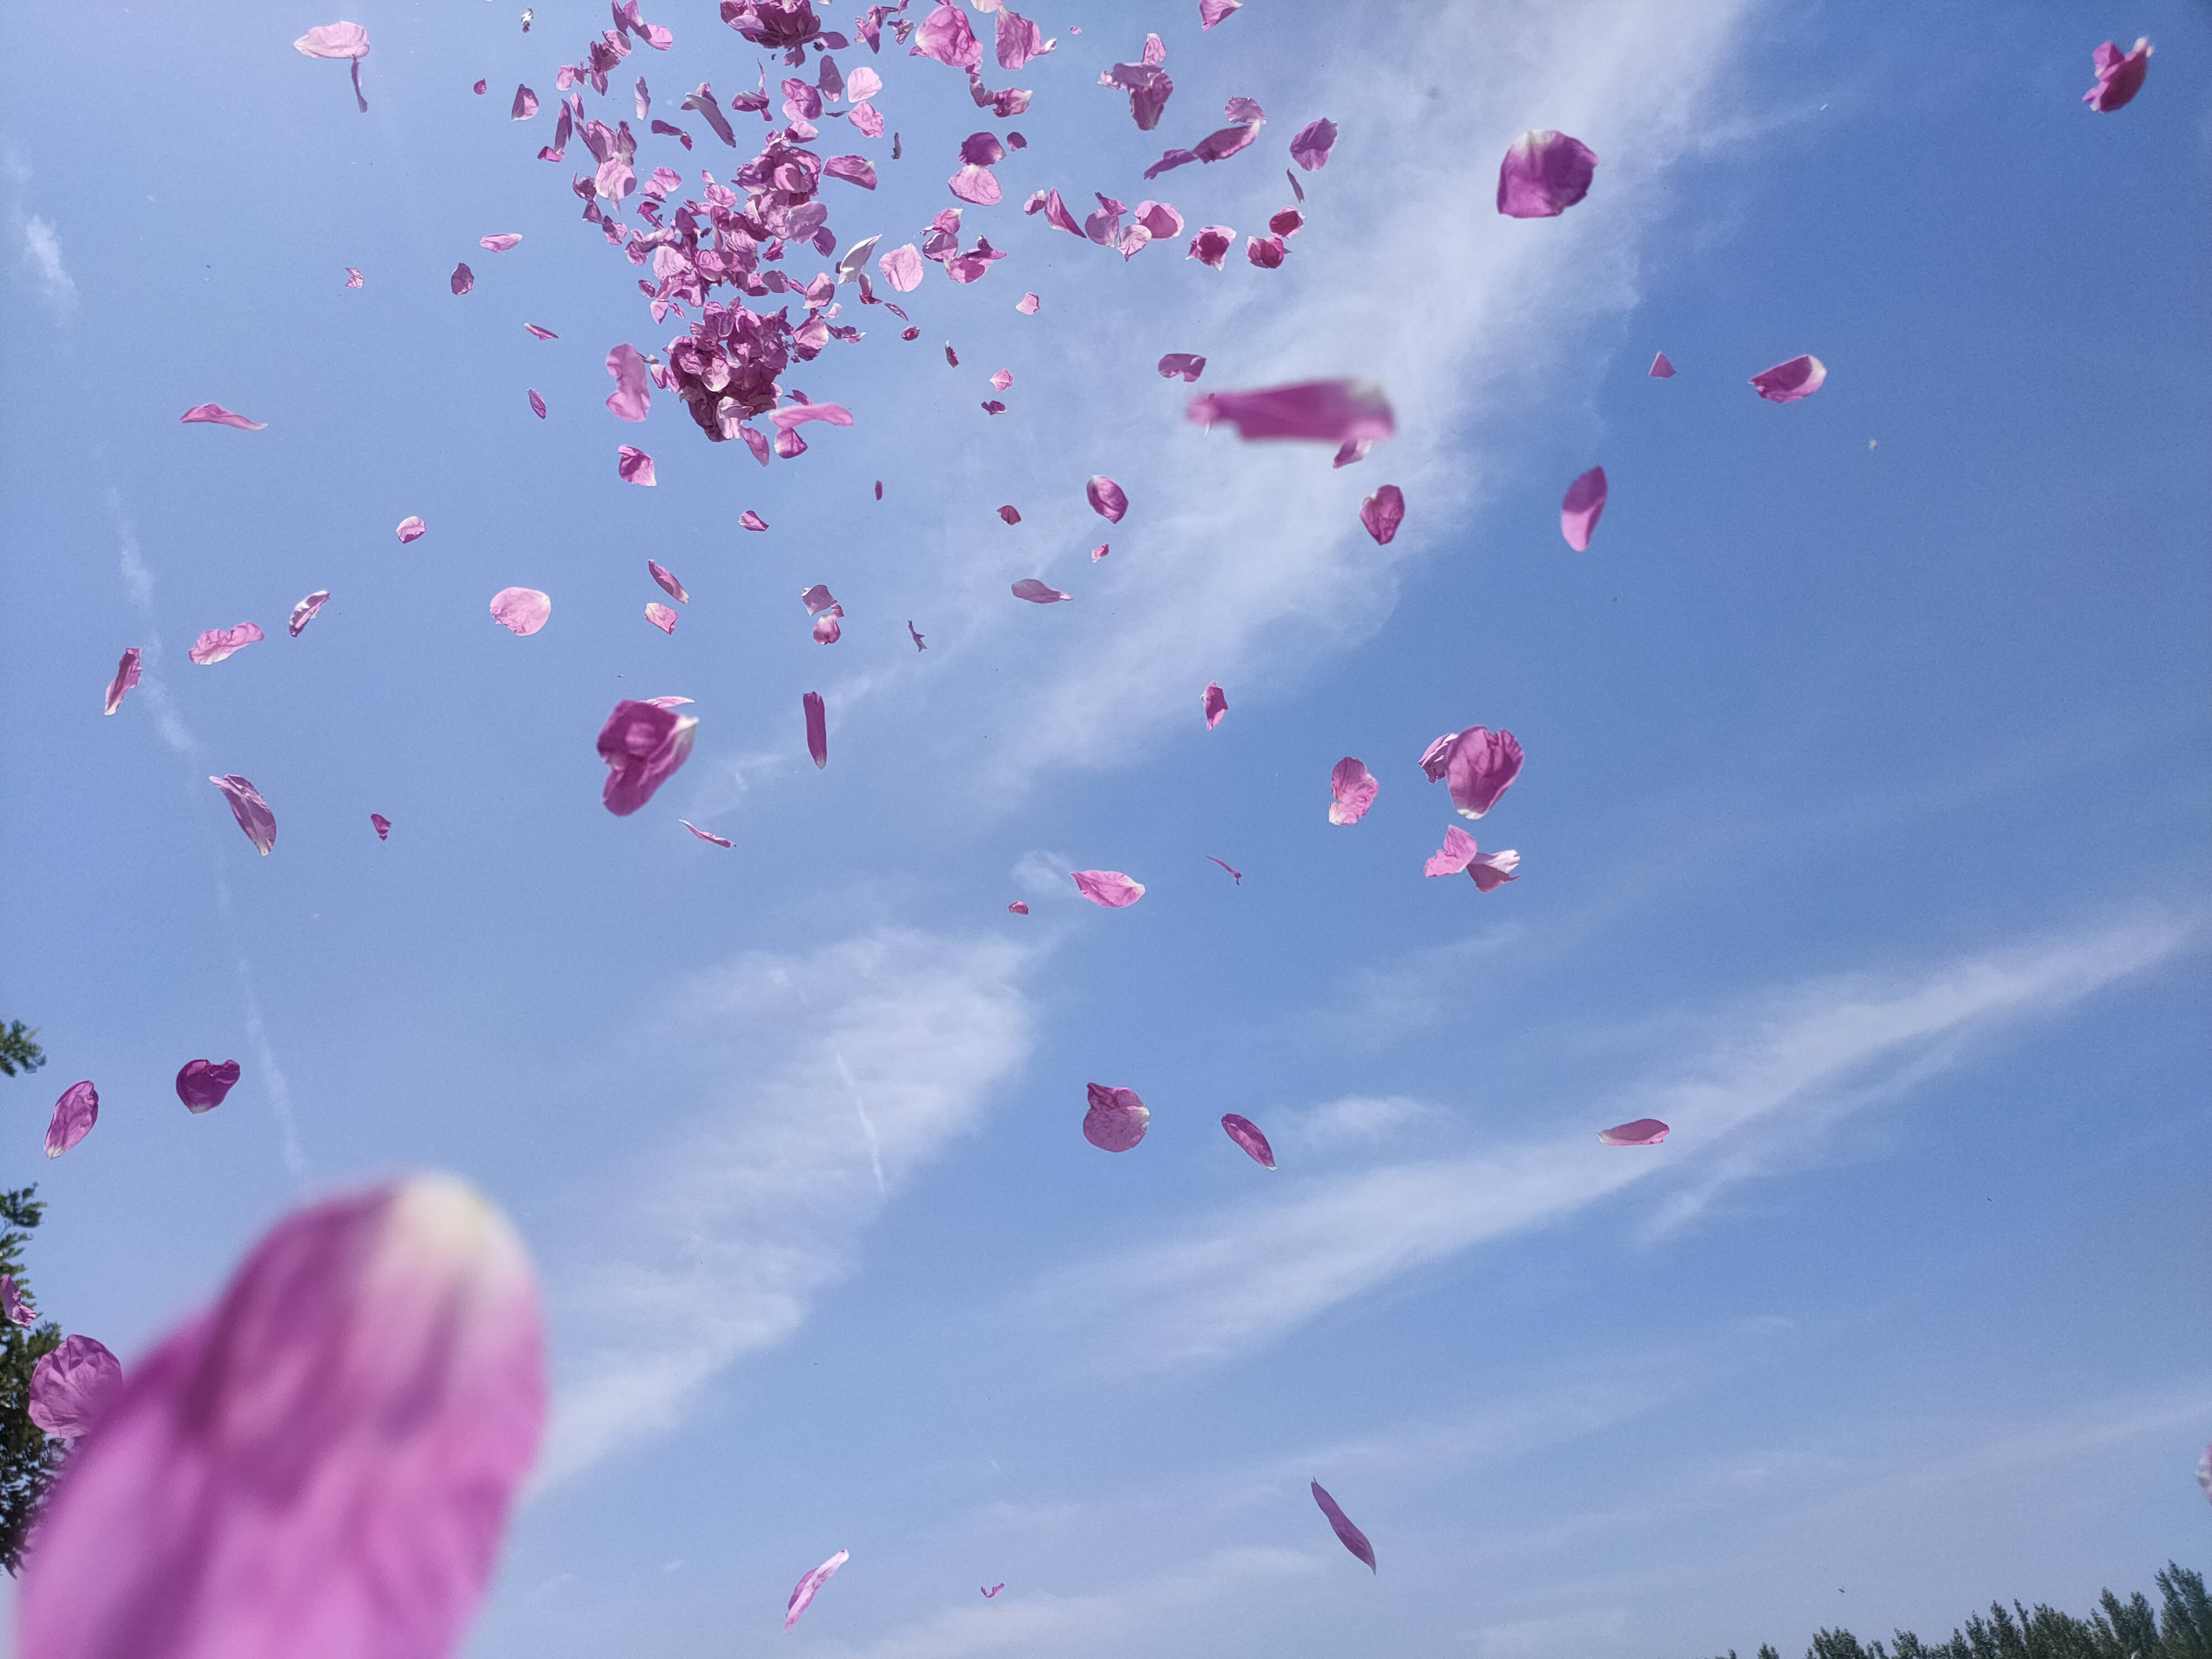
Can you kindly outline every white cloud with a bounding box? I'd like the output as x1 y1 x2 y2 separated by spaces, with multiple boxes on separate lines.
539 927 1037 1486
1274 1093 1444 1152
1011 848 1079 899
19 213 76 316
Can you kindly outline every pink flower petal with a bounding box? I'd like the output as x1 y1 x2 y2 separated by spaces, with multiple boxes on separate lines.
528 388 547 418
1202 682 1228 729
785 1550 849 1630
740 510 770 532
604 344 653 421
1496 129 1598 218
1207 855 1242 884
648 560 689 603
599 698 697 815
1749 355 1827 403
997 504 1022 525
103 648 142 716
995 7 1053 69
1328 758 1378 825
472 80 485 95
288 592 331 637
1421 726 1523 820
827 154 880 190
209 774 278 855
343 267 363 286
1598 1118 1671 1146
1008 901 1029 915
1269 207 1305 238
2084 38 2152 112
1360 484 1405 545
188 622 265 667
878 244 925 291
982 1582 1006 1597
19 1177 546 1659
1091 544 1109 561
1561 466 1606 551
179 404 267 431
1011 579 1071 604
28 1335 121 1438
804 691 828 769
1649 351 1676 379
397 515 427 543
1187 379 1394 445
371 813 391 839
949 163 1000 204
510 83 538 119
1220 1113 1275 1168
644 602 678 634
1083 1083 1150 1152
524 324 558 340
1467 847 1520 891
450 262 475 295
1424 825 1480 878
1311 1480 1376 1572
489 587 552 635
1087 476 1128 523
1245 234 1286 268
292 22 371 59
909 621 927 651
478 232 523 252
1199 0 1240 28
1157 352 1206 382
1288 117 1337 170
990 369 1014 393
1333 439 1370 468
680 820 734 847
1186 226 1234 268
617 445 657 486
1016 291 1040 314
175 1059 241 1114
1071 869 1144 907
2 1274 37 1327
44 1081 98 1159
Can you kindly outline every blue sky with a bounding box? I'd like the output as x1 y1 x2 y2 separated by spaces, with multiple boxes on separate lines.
2 1 2208 1655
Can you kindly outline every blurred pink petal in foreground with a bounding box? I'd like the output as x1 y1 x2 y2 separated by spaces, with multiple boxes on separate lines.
1087 475 1128 523
44 1081 99 1159
1496 129 1597 217
2083 38 2151 112
1202 682 1228 729
1749 355 1826 403
397 515 427 543
289 591 331 636
598 699 697 815
1157 352 1206 382
680 820 733 847
648 560 689 603
179 404 266 431
1188 379 1393 445
1360 484 1404 546
804 692 828 769
1560 466 1606 551
1328 758 1378 825
1083 1083 1150 1152
489 588 552 635
785 1550 849 1631
1423 825 1519 890
103 648 142 716
370 813 392 840
1220 1113 1275 1168
1311 1480 1375 1571
28 1335 122 1438
1599 1118 1671 1146
1420 725 1523 820
1011 580 1070 604
175 1060 241 1114
617 446 657 486
1649 351 1676 378
210 775 278 855
189 623 264 666
644 603 678 634
19 1176 545 1659
1072 870 1144 907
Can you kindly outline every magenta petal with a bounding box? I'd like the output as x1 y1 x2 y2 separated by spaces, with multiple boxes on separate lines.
1016 291 1040 315
1288 117 1337 171
1495 129 1598 218
740 510 769 532
644 603 677 634
803 692 828 769
1086 475 1129 523
647 560 689 603
528 389 547 419
188 622 265 666
908 620 927 651
179 404 267 431
175 1060 241 1114
1467 848 1520 891
1424 825 1479 878
1433 726 1523 820
1220 1113 1276 1168
1749 355 1827 403
1328 758 1378 825
1187 380 1394 445
370 813 391 840
1599 1118 1671 1146
19 1177 546 1659
288 592 331 637
489 588 552 635
103 647 142 716
1007 902 1029 915
524 324 557 340
1360 484 1405 545
604 344 653 421
1071 869 1144 907
209 775 278 855
1649 351 1676 379
785 1549 849 1630
1561 466 1606 551
1207 855 1243 884
617 446 657 486
44 1081 99 1159
510 82 538 119
981 1582 1005 1597
1186 226 1233 268
450 262 474 295
2 1274 37 1327
2083 38 2152 112
598 698 697 815
397 515 427 543
680 819 734 847
1157 352 1206 382
1083 1082 1151 1152
27 1335 122 1438
1311 1480 1376 1572
1202 682 1228 729
1010 579 1071 604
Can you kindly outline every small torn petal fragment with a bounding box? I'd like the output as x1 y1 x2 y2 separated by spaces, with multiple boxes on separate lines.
1157 353 1206 382
288 592 331 637
529 389 547 419
489 588 552 635
343 267 363 287
103 648 142 716
1006 902 1028 915
1188 380 1394 445
804 692 828 769
1010 579 1070 604
28 1335 122 1438
1087 476 1128 523
179 404 267 431
1221 1113 1275 1168
680 820 733 847
175 1060 241 1114
648 560 689 603
1749 355 1827 403
1599 1118 1671 1146
479 233 523 253
209 775 278 855
2084 38 2152 112
982 1582 1006 1597
1083 1083 1150 1152
2 1275 35 1327
397 515 427 543
1071 869 1144 907
785 1550 849 1631
1649 351 1675 379
1423 725 1524 820
451 263 475 295
1311 1481 1376 1572
1207 856 1242 884
1016 291 1040 315
908 620 927 651
598 698 697 815
1360 484 1405 546
44 1081 99 1159
1202 682 1227 729
644 603 677 634
605 343 653 421
1561 466 1606 551
189 623 265 666
370 813 391 840
1496 129 1598 218
1289 117 1337 170
617 446 657 486
1328 758 1378 825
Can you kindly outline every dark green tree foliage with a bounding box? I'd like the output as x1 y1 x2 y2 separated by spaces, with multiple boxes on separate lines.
0 1187 66 1574
0 1022 44 1078
1705 1565 2211 1659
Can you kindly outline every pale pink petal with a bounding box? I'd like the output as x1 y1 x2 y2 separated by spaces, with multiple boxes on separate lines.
2083 38 2152 112
524 323 558 340
785 1550 849 1630
644 602 678 634
948 161 1001 205
846 67 883 102
1071 869 1144 907
292 22 371 59
1311 1481 1375 1572
1202 682 1227 729
1424 825 1479 878
1360 484 1404 545
910 3 982 70
1328 758 1378 825
1087 476 1128 523
528 389 547 419
44 1081 99 1159
1467 848 1520 891
1007 902 1028 915
740 510 770 532
1749 355 1827 403
1496 129 1598 218
643 697 692 707
343 267 363 287
1598 1118 1670 1146
604 344 653 421
1648 351 1676 379
1157 352 1206 382
1199 0 1240 27
179 404 267 431
599 698 697 814
767 401 854 432
1425 726 1523 820
450 262 474 295
27 1335 121 1437
1561 466 1606 551
397 515 427 543
288 592 331 637
188 623 265 667
1187 380 1394 445
175 1060 241 1114
19 1177 546 1659
1016 291 1040 314
648 560 689 603
804 691 828 769
1289 117 1337 170
1082 1083 1150 1152
478 232 523 253
371 813 391 840
1011 579 1070 604
617 446 657 486
679 820 734 847
209 774 278 855
990 369 1014 392
489 588 552 635
1220 1113 1275 1168
103 648 142 716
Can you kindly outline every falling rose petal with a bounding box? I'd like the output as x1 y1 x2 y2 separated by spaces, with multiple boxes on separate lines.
908 620 927 651
294 22 371 59
479 233 523 252
1269 207 1305 238
1220 1113 1275 1168
1091 544 1109 561
528 389 547 419
1071 870 1144 907
1199 0 1240 27
1157 353 1206 382
397 515 427 543
828 154 880 190
510 83 538 121
1360 484 1405 546
1010 579 1070 604
1333 439 1371 469
1007 902 1029 915
1245 235 1285 268
370 813 391 840
1187 380 1394 445
1598 1118 1671 1146
1289 117 1337 170
1495 129 1598 218
1087 476 1129 523
1649 351 1676 379
604 343 653 421
2 1274 35 1327
473 79 486 95
1082 1083 1150 1152
680 820 734 847
990 369 1014 393
617 446 657 486
741 510 769 531
1467 847 1521 891
174 1060 241 1114
27 1335 122 1438
804 692 828 769
994 7 1053 70
648 560 690 603
1424 824 1480 878
1311 1481 1376 1572
488 588 552 635
1202 682 1228 729
599 698 697 815
997 504 1021 524
179 404 267 431
188 623 265 667
450 263 474 295
1287 166 1306 203
1561 466 1607 551
524 323 558 340
785 1550 849 1631
644 603 678 634
1328 758 1378 825
982 400 1007 417
19 1177 546 1659
288 591 331 637
2084 38 2152 112
1207 856 1243 884
343 267 363 287
1016 291 1040 314
800 584 841 618
103 648 142 716
1186 225 1233 268
208 775 278 855
1749 355 1827 403
877 244 925 291
911 2 983 70
946 342 963 368
44 1081 98 1159
981 1583 1006 1597
1423 726 1524 820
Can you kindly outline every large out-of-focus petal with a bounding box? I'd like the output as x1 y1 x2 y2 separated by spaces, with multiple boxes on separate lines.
1495 129 1597 218
1749 355 1826 403
1071 869 1144 907
1328 758 1378 825
1083 1083 1150 1152
785 1550 849 1630
1310 1480 1375 1571
1220 1113 1276 1169
1187 379 1393 445
1560 466 1606 551
44 1081 99 1159
489 588 552 635
209 775 278 855
27 1336 123 1438
1598 1118 1670 1146
175 1060 241 1114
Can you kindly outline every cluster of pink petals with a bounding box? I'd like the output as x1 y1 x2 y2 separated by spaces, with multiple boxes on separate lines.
45 1081 99 1159
1311 1480 1375 1571
1328 758 1379 825
210 775 278 855
1423 825 1519 891
28 1334 123 1438
490 587 553 635
1599 1118 1671 1146
598 698 697 814
1496 130 1598 218
1082 1083 1150 1152
1420 726 1523 819
103 648 142 716
1220 1113 1275 1168
1189 380 1394 445
175 1059 241 1113
189 623 264 667
2084 38 2152 112
1561 466 1607 550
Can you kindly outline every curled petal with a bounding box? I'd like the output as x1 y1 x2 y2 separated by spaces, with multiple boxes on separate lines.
617 446 657 486
103 647 142 716
478 232 523 252
179 404 267 430
1561 467 1606 551
371 813 391 840
1007 902 1029 915
529 389 547 418
209 775 278 855
1649 351 1676 379
1086 475 1128 523
397 515 427 543
1157 352 1206 382
44 1081 99 1159
189 623 265 666
288 592 331 637
2083 38 2152 112
1289 116 1337 170
1749 355 1826 403
1071 869 1144 907
1360 484 1404 545
647 560 689 603
1328 758 1378 825
644 603 677 634
598 698 697 815
450 262 474 295
1083 1083 1150 1152
1016 291 1040 314
1202 682 1227 729
680 820 734 847
786 1550 849 1630
1426 726 1522 820
175 1060 241 1114
293 22 371 59
1598 1118 1670 1146
1010 579 1070 604
1220 1113 1275 1168
1496 129 1597 218
489 588 552 635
